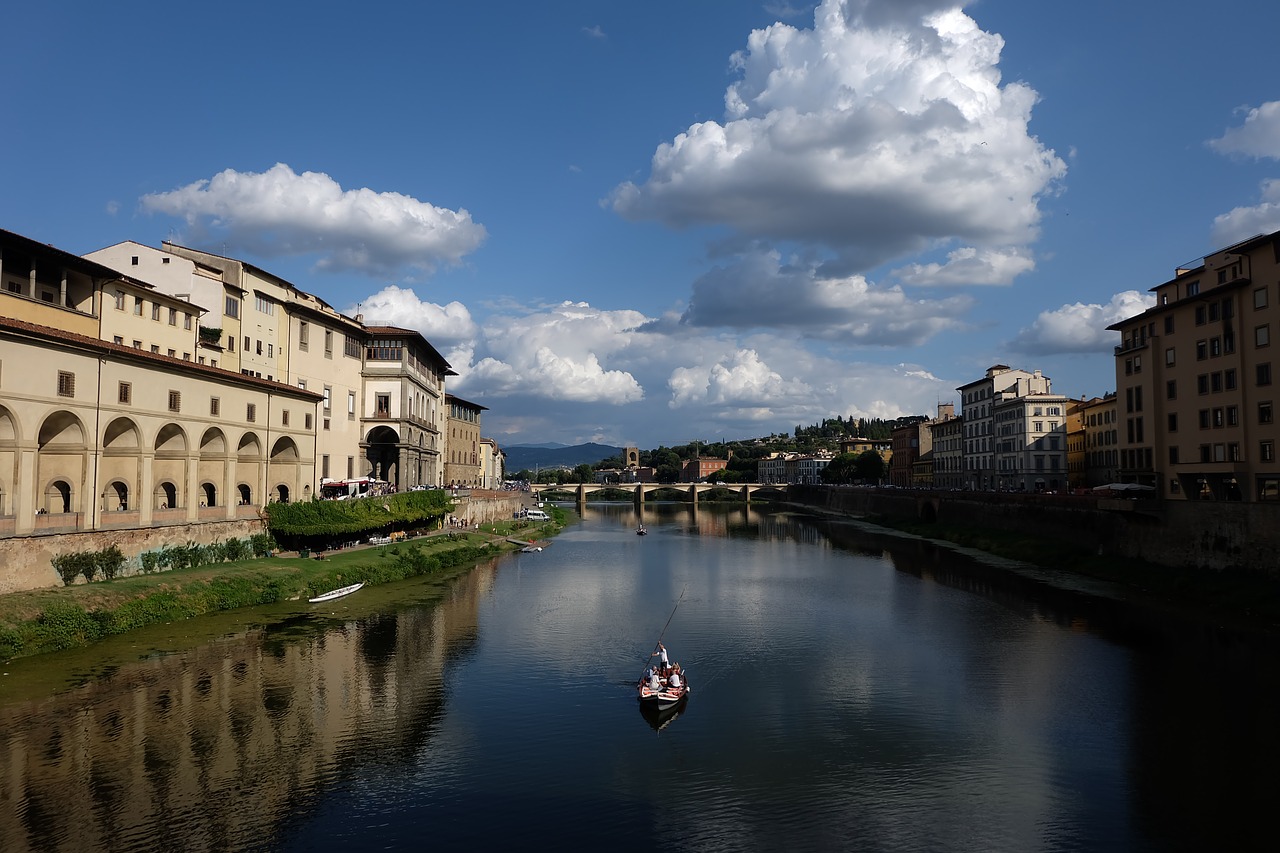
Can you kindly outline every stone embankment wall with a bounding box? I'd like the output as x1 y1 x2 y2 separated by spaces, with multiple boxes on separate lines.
787 485 1279 576
0 519 268 595
0 493 533 595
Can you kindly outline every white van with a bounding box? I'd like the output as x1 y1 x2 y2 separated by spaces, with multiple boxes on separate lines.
525 509 550 521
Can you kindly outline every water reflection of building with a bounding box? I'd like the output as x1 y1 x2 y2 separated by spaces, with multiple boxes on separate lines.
0 564 494 853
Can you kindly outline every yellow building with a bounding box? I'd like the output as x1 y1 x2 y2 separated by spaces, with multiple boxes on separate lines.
1 228 319 540
1108 229 1280 500
444 394 486 488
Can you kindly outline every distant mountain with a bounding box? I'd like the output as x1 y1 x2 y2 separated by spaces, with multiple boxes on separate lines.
504 442 623 473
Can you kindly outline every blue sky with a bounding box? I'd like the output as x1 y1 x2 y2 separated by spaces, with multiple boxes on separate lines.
6 0 1280 450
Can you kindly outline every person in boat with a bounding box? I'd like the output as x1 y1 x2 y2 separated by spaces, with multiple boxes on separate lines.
669 667 682 690
647 669 661 692
652 642 670 675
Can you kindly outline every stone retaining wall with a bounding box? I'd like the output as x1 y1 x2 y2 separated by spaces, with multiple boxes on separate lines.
787 485 1279 577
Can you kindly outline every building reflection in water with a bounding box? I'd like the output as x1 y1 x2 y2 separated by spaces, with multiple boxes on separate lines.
0 563 496 853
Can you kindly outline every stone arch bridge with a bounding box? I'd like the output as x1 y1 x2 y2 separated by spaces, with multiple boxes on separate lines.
533 482 789 504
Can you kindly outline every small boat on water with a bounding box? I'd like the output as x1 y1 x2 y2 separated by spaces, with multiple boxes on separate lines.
308 582 364 603
636 525 647 535
637 667 689 711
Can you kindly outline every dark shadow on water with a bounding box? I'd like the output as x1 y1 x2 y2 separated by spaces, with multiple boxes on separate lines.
638 695 689 732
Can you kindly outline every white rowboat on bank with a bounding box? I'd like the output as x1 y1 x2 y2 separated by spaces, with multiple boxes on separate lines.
308 582 364 604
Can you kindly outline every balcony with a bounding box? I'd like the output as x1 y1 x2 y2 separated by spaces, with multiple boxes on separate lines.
1114 337 1151 356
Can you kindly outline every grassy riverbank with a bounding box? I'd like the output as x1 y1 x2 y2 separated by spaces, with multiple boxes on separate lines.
0 511 566 662
863 513 1280 628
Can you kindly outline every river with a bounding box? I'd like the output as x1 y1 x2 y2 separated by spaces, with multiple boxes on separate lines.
0 503 1276 852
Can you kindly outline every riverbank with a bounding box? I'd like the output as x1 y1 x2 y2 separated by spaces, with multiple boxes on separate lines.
0 510 567 662
796 500 1280 631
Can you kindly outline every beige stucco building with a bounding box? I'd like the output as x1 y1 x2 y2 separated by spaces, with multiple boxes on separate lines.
1108 229 1280 501
0 229 320 542
444 394 486 487
360 326 450 488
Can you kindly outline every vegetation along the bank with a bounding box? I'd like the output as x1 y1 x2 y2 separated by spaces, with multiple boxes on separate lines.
2 502 565 662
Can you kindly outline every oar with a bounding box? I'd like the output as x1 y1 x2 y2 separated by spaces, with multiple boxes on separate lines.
639 584 687 681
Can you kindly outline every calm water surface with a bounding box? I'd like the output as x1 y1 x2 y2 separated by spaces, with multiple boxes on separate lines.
1 503 1277 852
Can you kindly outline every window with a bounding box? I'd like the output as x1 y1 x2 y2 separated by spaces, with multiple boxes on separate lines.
323 418 330 431
131 255 139 266
151 345 160 354
322 455 330 479
1165 347 1175 366
1260 402 1274 424
282 410 290 426
376 393 391 417
1229 443 1241 462
1212 373 1223 393
1226 369 1238 390
1263 441 1275 463
246 403 256 423
323 386 332 411
1164 315 1174 334
184 313 193 331
227 336 234 353
348 391 356 419
1228 406 1239 426
324 330 333 357
113 381 130 405
256 340 263 355
299 321 309 350
1213 408 1225 428
1195 305 1207 325
1258 325 1271 348
347 457 354 478
57 371 75 397
1259 363 1272 386
1210 338 1221 357
267 343 273 359
345 335 361 358
255 295 275 315
152 303 161 321
210 397 220 416
244 336 250 352
168 390 181 412
168 307 177 325
114 291 125 310
297 379 307 390
305 413 313 429
1199 409 1211 429
1256 287 1269 309
367 339 403 361
1198 374 1209 394
1196 340 1208 360
226 295 240 318
1166 379 1177 400
113 335 124 345
182 352 191 361
1169 446 1179 464
1168 413 1178 432
134 296 144 316
1188 281 1200 296
132 340 142 350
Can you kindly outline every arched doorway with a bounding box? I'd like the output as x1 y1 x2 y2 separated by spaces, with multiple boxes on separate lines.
365 426 400 488
201 482 217 507
273 484 290 504
155 481 178 510
37 411 86 515
238 484 252 505
105 480 129 512
46 480 72 514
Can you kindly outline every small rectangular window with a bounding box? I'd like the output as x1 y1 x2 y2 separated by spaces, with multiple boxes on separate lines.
1256 287 1269 309
268 343 274 359
323 386 332 411
169 307 177 325
305 413 313 430
57 371 75 397
118 382 131 405
246 403 256 422
324 330 333 357
152 303 160 321
134 296 144 316
210 397 220 416
168 390 181 412
114 291 125 310
282 410 290 426
323 417 331 431
225 295 239 318
1257 325 1270 348
184 313 193 331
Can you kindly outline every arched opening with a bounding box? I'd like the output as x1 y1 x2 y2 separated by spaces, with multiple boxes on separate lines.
302 484 311 500
238 484 252 505
46 480 72 514
106 480 129 512
155 481 177 510
365 425 401 488
273 484 290 504
201 482 217 507
37 411 86 515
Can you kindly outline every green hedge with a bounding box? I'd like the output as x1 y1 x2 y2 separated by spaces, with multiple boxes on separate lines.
264 490 453 538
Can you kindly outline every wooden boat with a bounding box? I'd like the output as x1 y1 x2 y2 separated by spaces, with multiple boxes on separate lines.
308 581 364 603
637 669 689 711
636 525 647 535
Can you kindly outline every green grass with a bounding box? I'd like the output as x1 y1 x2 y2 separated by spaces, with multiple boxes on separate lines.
0 517 564 662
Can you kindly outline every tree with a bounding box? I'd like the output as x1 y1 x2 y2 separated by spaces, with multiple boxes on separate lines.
820 453 859 485
573 463 594 484
853 450 886 482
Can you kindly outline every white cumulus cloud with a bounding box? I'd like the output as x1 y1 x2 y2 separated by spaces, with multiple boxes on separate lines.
1210 179 1280 248
141 163 487 277
451 301 646 404
681 249 972 344
892 245 1035 286
609 0 1064 277
352 285 478 350
1009 290 1154 355
1208 101 1280 160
